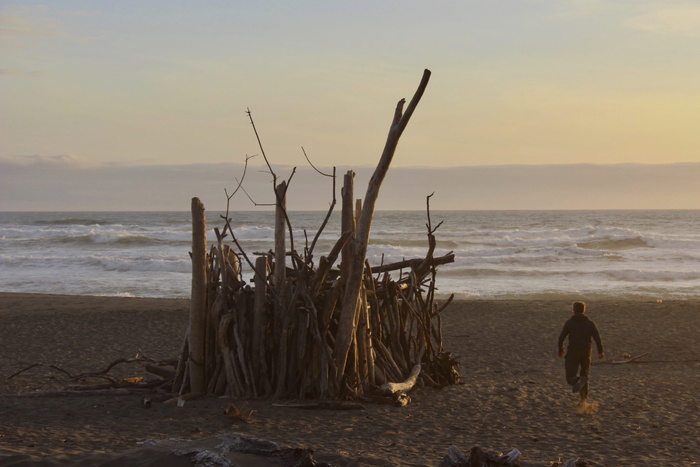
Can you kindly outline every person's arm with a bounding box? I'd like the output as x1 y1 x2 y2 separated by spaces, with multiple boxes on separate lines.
557 322 569 357
592 322 604 359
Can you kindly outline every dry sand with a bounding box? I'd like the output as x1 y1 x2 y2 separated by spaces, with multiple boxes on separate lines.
1 293 698 466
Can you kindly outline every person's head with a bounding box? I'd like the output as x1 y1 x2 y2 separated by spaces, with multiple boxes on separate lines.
572 301 586 314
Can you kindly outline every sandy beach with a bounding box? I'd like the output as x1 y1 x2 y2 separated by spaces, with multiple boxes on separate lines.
1 292 698 466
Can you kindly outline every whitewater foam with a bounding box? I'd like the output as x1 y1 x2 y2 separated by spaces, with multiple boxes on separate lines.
1 210 699 299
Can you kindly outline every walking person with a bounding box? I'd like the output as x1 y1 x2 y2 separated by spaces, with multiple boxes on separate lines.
558 301 605 402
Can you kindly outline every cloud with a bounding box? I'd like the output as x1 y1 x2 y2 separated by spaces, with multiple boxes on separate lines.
0 154 99 168
549 1 700 37
548 0 616 20
0 5 69 77
0 5 64 46
0 67 46 77
624 5 700 36
59 10 95 18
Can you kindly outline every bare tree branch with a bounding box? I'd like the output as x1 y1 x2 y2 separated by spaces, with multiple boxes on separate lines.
302 146 334 177
247 108 276 185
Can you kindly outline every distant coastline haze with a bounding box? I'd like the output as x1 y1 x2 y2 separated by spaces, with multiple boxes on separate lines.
1 157 698 211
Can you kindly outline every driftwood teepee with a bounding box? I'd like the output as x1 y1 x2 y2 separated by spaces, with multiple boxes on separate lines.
173 69 459 401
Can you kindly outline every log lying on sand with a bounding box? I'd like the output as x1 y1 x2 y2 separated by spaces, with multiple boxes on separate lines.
598 352 650 364
7 433 331 467
380 363 421 395
440 446 521 467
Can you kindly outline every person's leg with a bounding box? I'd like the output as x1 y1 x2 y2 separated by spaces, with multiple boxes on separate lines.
579 380 589 401
579 351 592 400
564 352 580 386
579 350 592 379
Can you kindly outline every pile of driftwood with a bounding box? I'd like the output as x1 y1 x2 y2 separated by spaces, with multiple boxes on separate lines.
172 69 459 401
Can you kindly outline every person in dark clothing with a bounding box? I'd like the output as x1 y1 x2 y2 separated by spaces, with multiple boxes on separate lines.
558 301 605 401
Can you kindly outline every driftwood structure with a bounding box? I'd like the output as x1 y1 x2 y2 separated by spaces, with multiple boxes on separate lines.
172 69 459 400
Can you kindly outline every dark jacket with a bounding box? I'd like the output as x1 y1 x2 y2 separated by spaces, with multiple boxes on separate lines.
558 313 604 355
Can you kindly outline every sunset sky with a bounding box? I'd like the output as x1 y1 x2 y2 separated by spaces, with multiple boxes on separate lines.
2 1 699 211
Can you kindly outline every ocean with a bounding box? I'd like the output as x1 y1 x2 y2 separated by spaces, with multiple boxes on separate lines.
1 210 699 301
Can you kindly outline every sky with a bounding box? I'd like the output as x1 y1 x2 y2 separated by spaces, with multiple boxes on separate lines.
1 1 699 211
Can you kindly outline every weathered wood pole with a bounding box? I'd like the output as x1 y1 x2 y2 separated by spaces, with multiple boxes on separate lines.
189 197 207 393
253 256 268 365
273 181 288 399
253 255 269 392
340 171 355 284
274 181 287 293
334 69 432 386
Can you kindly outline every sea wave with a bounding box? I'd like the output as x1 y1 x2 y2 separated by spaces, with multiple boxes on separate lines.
88 255 191 273
575 237 649 250
33 217 117 226
52 233 190 247
2 210 700 299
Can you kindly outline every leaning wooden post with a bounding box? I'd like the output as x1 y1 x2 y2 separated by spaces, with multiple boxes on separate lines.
334 69 432 388
189 197 207 394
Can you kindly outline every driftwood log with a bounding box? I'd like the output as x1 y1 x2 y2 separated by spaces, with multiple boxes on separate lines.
6 354 178 397
440 446 522 467
380 363 421 395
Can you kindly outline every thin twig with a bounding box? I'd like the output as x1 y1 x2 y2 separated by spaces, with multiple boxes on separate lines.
246 108 276 184
302 146 334 177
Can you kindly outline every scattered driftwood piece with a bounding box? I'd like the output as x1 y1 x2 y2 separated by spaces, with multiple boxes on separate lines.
64 379 165 391
223 402 258 422
380 363 421 395
594 352 650 365
393 392 411 407
373 364 422 407
7 363 72 381
5 388 140 398
608 352 649 364
163 392 205 405
440 446 521 467
7 356 176 395
8 356 173 381
272 401 366 410
371 253 455 275
140 433 328 467
551 459 589 467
